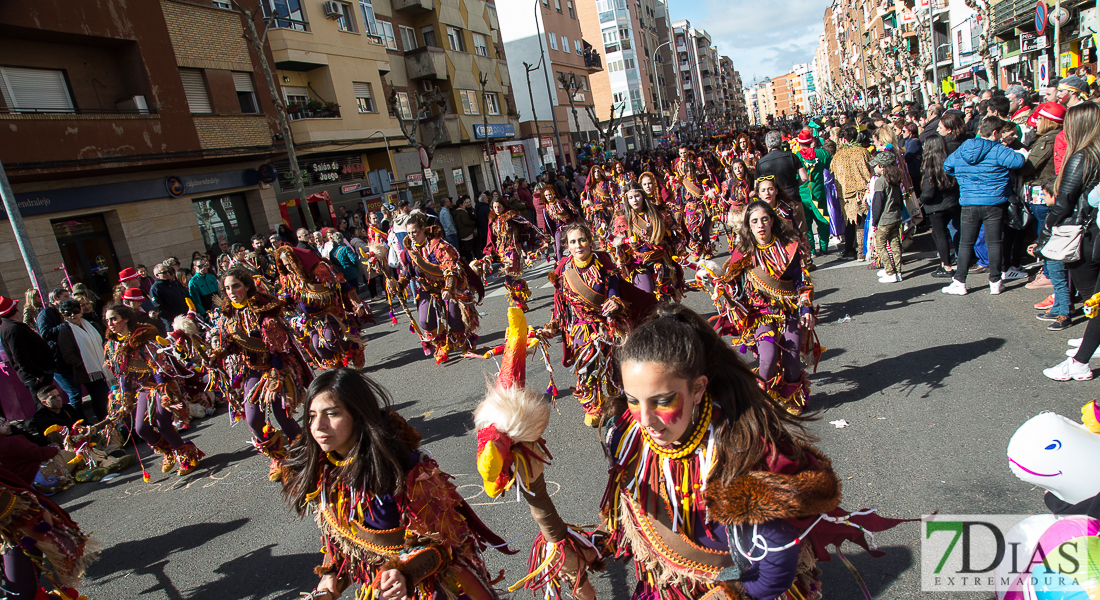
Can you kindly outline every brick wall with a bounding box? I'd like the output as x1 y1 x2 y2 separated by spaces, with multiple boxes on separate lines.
193 115 272 149
161 0 253 71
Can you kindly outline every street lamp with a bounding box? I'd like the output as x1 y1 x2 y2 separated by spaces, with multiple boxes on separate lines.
532 0 565 167
365 130 394 174
652 40 671 144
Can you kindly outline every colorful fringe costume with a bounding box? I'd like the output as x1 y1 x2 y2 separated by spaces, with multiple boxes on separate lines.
674 159 716 259
542 192 580 264
400 232 483 363
611 204 685 302
708 241 821 414
484 210 542 311
581 167 616 248
212 293 310 480
304 414 512 600
275 246 366 370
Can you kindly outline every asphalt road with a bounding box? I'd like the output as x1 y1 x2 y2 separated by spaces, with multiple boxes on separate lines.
52 231 1092 600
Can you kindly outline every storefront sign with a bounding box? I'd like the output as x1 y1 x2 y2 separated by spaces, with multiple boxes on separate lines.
341 183 367 194
452 168 465 185
165 176 185 198
1021 32 1049 52
510 145 525 156
341 162 366 175
310 161 341 183
407 173 424 186
953 70 974 80
473 124 517 139
257 164 278 183
3 168 260 219
541 137 555 148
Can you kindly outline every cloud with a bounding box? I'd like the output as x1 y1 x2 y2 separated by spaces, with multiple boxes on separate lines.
670 0 830 82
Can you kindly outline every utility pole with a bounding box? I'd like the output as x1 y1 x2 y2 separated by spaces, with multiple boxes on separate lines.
533 0 565 166
479 72 501 193
653 40 671 145
0 160 46 299
522 59 548 169
232 1 315 230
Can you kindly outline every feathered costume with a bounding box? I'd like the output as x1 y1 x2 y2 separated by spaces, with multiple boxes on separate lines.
581 167 615 248
611 204 686 302
483 210 544 311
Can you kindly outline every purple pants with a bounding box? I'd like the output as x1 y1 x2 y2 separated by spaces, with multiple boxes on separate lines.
134 389 186 449
632 271 655 293
755 320 802 383
3 548 36 598
242 376 302 440
417 293 465 333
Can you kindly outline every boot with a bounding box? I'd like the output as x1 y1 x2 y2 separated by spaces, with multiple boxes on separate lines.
174 442 205 476
253 429 287 482
152 440 176 473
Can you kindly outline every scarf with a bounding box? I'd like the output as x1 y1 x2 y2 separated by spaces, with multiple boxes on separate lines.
69 320 106 381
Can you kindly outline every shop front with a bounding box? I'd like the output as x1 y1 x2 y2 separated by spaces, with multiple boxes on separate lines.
393 145 492 205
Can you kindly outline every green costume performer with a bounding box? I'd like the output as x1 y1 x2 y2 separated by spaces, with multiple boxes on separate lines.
795 128 832 254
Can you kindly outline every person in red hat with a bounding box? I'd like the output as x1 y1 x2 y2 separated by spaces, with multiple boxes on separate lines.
795 127 833 256
1019 102 1066 307
121 287 167 336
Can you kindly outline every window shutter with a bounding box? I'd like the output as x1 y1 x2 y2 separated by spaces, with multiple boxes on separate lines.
179 69 212 114
232 72 255 93
0 67 74 112
353 82 372 99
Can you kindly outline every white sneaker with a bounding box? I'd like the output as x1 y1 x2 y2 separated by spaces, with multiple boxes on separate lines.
876 269 887 278
1066 347 1100 360
942 280 967 295
1069 338 1083 347
1002 267 1028 281
990 280 1005 295
1043 357 1094 381
879 273 902 283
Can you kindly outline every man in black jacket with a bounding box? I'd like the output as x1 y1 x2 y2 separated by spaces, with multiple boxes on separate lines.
0 296 56 393
34 287 81 406
149 263 189 326
754 130 808 202
919 103 943 143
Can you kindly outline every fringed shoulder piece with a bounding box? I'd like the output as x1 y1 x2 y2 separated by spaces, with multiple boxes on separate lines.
705 446 841 525
127 324 160 349
386 412 422 452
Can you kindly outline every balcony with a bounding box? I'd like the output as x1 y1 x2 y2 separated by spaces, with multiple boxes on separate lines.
286 102 341 120
405 46 447 80
393 0 434 14
583 48 603 71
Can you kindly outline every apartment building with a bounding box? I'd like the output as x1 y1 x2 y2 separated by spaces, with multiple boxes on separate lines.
717 56 747 126
652 0 682 136
578 0 670 152
0 0 283 298
498 0 604 171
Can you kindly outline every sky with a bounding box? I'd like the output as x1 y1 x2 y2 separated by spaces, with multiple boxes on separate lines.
666 0 832 84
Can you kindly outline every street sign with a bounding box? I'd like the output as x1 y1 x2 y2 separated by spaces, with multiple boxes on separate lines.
1036 0 1048 35
418 147 429 169
422 168 433 180
1038 53 1050 86
1020 32 1049 52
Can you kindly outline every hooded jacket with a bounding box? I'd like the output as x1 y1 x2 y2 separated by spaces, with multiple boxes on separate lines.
943 137 1026 206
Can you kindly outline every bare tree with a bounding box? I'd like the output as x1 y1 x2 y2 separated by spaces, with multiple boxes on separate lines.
585 103 626 153
556 72 585 142
385 84 450 167
960 0 995 88
228 0 315 229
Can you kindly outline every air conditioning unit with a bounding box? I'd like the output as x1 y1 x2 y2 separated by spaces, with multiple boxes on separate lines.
115 95 150 114
322 1 343 18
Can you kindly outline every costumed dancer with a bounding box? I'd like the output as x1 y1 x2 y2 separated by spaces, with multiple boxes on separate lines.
675 157 716 260
580 166 616 246
611 182 685 301
539 184 580 265
483 197 545 312
103 304 206 475
0 464 96 600
274 246 368 370
281 368 513 600
542 223 655 427
166 311 220 418
736 132 761 171
399 213 484 364
211 267 311 481
794 129 833 256
705 201 820 415
610 160 632 194
474 307 599 600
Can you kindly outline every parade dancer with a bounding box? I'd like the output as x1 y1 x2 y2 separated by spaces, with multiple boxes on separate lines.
611 182 685 301
211 267 310 481
274 246 367 370
399 213 483 364
795 128 833 256
483 197 544 312
104 304 205 475
736 132 761 171
539 184 579 264
707 201 821 414
675 157 716 259
282 368 513 600
580 165 615 245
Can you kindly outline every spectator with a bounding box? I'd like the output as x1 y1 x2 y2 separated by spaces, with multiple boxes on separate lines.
188 259 220 317
54 299 110 422
942 116 1026 296
0 417 58 487
22 289 41 334
920 134 961 279
438 197 459 249
35 288 82 406
296 227 317 254
136 265 155 297
901 122 923 195
277 223 296 245
175 267 192 290
1054 76 1091 173
474 192 492 255
392 200 412 249
937 112 969 154
0 296 56 393
870 152 906 283
755 130 809 205
149 263 188 325
329 231 361 290
1021 103 1066 296
28 384 81 443
516 179 535 223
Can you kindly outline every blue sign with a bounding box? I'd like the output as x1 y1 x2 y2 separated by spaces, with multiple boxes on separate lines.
257 164 278 184
2 169 260 219
1036 1 1048 35
473 123 516 139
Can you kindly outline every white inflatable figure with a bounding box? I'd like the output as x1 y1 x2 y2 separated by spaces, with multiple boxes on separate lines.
1007 411 1100 505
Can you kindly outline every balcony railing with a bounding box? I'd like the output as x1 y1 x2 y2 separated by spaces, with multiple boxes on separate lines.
286 105 340 120
583 49 603 70
0 106 156 116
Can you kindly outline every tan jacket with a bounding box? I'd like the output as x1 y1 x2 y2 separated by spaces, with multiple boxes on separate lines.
831 145 873 222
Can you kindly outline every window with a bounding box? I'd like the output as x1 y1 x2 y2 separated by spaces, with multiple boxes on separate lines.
567 1 575 17
179 69 212 114
333 1 356 32
548 32 558 50
624 57 635 70
459 90 479 115
619 27 631 50
556 71 565 88
396 91 413 119
0 66 74 113
561 36 568 51
575 39 582 55
484 93 500 115
447 27 466 52
613 91 625 103
400 25 418 50
602 28 618 53
378 21 397 49
473 33 489 57
359 0 378 34
232 72 258 113
261 0 308 31
542 0 549 5
212 0 231 7
554 0 561 11
354 82 376 113
421 26 437 47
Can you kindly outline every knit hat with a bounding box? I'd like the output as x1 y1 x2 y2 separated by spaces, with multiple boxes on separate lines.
1036 102 1066 124
870 152 896 167
121 288 147 303
796 128 814 145
118 267 139 282
0 296 17 317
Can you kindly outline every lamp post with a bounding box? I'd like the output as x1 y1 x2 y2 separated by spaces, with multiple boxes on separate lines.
522 58 549 169
479 71 501 193
0 160 46 299
533 0 565 167
652 40 671 145
366 130 394 173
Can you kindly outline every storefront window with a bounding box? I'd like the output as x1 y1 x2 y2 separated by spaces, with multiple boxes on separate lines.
193 193 254 255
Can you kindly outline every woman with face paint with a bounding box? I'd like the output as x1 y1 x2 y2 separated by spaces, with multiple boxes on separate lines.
705 200 820 415
483 197 545 312
611 182 685 301
282 369 511 600
208 267 310 481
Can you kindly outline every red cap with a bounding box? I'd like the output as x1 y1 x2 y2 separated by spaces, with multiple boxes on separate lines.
1036 102 1066 124
118 267 139 282
496 307 528 391
121 288 147 303
796 128 814 145
0 296 17 317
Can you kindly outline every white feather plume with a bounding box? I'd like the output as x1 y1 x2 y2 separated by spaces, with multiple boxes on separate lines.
474 382 551 443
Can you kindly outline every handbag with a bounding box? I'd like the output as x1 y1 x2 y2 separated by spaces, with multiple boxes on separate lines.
1006 193 1031 230
1040 224 1083 261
